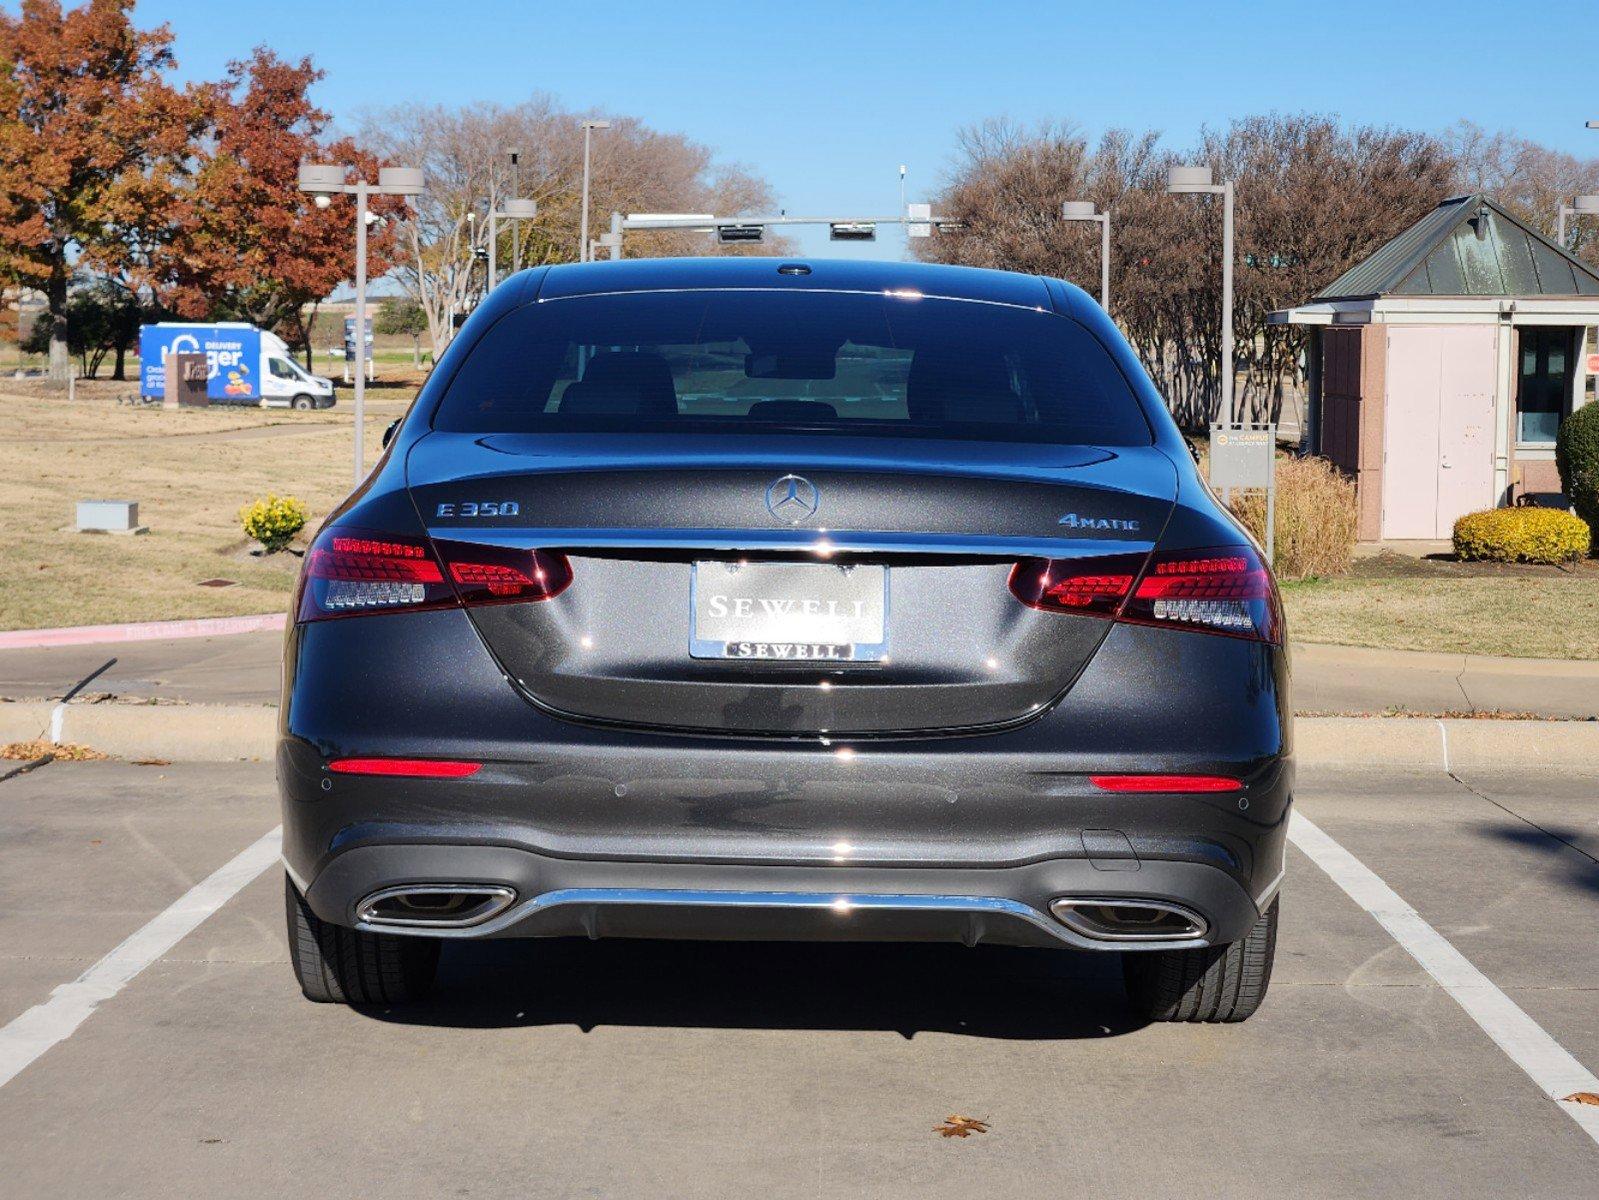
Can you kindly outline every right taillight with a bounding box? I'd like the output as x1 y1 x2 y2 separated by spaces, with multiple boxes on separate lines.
298 527 572 622
1009 545 1280 644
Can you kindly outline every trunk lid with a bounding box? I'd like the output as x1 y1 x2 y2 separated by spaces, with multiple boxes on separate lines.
406 432 1177 737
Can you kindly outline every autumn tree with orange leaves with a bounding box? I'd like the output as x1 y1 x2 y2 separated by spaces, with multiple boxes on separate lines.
169 48 402 367
0 0 207 379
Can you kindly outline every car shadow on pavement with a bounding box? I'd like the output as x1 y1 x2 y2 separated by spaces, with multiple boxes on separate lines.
1479 823 1599 899
361 938 1147 1040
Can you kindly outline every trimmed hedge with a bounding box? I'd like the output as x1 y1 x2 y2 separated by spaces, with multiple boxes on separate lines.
1556 401 1599 542
1452 506 1591 564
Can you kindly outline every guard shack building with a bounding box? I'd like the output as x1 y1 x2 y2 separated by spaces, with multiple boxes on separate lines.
1270 194 1599 542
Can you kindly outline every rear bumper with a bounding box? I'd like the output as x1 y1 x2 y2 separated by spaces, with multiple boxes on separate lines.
293 841 1271 951
280 607 1292 949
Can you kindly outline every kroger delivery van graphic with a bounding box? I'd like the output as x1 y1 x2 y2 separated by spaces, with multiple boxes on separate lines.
139 323 336 408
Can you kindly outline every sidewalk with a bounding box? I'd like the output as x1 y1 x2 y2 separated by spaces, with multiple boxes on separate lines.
1 627 1593 720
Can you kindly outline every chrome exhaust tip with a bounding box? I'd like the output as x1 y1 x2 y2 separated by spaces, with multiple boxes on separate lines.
356 884 516 929
1049 897 1208 942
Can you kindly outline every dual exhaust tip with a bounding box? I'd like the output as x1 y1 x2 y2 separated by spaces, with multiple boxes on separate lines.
356 884 1207 942
1048 898 1207 942
356 885 516 929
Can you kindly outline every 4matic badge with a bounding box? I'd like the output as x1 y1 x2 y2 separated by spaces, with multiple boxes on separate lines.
1058 512 1140 532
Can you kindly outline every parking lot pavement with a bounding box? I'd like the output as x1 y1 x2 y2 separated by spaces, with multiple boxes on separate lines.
1 762 1596 1198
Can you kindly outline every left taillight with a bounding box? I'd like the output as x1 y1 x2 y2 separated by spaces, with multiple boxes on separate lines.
298 527 572 622
1009 545 1281 644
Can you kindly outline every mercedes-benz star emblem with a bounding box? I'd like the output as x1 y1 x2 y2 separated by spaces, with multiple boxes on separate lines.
765 474 820 524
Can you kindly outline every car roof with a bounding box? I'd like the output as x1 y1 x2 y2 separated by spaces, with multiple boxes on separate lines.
530 256 1055 309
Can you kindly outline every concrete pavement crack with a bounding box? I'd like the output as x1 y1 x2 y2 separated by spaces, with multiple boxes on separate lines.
1446 771 1599 869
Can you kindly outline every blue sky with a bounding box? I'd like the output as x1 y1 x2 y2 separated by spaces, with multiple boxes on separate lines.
131 0 1599 260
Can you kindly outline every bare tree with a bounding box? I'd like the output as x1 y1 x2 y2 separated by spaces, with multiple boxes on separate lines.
919 115 1454 427
1447 120 1599 261
359 97 785 361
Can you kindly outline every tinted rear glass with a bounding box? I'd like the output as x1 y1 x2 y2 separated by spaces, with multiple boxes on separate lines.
432 289 1152 446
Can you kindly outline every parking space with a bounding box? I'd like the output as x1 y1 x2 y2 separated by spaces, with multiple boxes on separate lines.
1 761 1596 1197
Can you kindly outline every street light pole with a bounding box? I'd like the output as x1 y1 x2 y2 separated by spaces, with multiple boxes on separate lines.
1168 165 1236 428
298 163 425 486
1060 201 1112 312
1558 194 1599 245
487 198 538 289
579 119 611 263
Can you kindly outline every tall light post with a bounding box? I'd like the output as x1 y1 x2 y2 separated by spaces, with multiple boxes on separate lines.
1557 194 1599 245
578 119 610 262
1061 200 1111 312
487 198 539 288
1168 165 1235 428
298 163 424 485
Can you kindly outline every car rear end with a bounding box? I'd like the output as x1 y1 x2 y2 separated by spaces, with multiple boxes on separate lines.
279 259 1290 1021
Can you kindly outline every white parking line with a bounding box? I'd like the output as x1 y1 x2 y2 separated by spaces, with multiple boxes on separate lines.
0 826 281 1091
1289 810 1599 1145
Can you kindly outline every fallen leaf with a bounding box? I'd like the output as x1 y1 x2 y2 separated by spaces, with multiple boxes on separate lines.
934 1114 990 1138
1563 1092 1599 1107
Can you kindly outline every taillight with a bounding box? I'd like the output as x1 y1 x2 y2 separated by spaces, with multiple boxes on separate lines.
1009 546 1280 643
433 539 572 606
298 527 572 622
1124 547 1280 643
300 530 453 620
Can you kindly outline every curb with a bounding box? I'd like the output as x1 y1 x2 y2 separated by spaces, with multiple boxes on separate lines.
0 702 275 762
0 613 287 650
3 704 1597 769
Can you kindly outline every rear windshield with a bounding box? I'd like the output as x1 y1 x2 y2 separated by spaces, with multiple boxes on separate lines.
431 289 1152 446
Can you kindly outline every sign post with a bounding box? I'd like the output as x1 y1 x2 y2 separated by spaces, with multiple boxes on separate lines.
1208 423 1277 564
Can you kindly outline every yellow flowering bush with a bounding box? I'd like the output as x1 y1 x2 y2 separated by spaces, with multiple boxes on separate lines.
239 493 309 553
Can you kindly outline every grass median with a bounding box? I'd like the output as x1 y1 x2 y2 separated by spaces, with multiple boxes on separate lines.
1283 554 1599 659
0 380 418 630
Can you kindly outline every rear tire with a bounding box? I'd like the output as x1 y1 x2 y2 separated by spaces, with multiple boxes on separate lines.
1122 900 1277 1023
285 874 439 1005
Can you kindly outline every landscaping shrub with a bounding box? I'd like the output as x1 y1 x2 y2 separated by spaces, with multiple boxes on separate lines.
1556 401 1599 543
1227 454 1358 581
1452 506 1590 564
239 493 309 553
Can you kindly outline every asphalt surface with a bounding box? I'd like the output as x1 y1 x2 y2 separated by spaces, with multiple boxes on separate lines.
4 629 1596 717
1 760 1596 1197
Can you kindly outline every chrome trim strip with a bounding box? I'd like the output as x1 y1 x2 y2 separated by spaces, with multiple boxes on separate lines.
424 527 1154 559
1048 897 1209 942
355 886 1215 951
355 884 517 929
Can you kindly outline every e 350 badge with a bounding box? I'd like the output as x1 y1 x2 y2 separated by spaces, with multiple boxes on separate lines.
435 500 519 518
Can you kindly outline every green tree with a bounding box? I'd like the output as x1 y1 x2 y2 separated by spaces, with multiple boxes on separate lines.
376 296 428 366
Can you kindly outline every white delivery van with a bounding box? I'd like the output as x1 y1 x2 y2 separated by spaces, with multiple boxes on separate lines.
139 323 337 409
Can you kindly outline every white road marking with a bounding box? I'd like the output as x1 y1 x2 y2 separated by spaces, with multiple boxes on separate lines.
1290 810 1599 1145
1436 719 1451 772
0 826 281 1091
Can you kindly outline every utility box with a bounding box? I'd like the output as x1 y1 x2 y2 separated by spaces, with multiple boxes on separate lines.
76 500 141 533
163 352 209 408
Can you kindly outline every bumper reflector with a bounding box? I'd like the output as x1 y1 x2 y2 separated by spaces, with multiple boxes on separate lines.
327 757 482 778
1090 774 1242 793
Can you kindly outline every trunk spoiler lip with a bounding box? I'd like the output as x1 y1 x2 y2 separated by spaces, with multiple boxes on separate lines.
420 526 1155 559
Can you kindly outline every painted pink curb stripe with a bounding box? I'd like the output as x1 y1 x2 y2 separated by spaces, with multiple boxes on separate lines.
0 612 287 650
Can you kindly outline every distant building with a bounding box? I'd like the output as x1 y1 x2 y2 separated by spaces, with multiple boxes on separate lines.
1271 194 1598 541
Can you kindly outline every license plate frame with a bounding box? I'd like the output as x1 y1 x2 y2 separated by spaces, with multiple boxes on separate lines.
689 561 889 662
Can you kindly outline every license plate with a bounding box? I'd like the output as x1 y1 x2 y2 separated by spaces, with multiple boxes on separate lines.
690 561 888 661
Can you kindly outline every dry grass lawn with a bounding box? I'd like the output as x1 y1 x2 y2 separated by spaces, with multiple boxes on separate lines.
1283 559 1599 659
1 380 419 629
